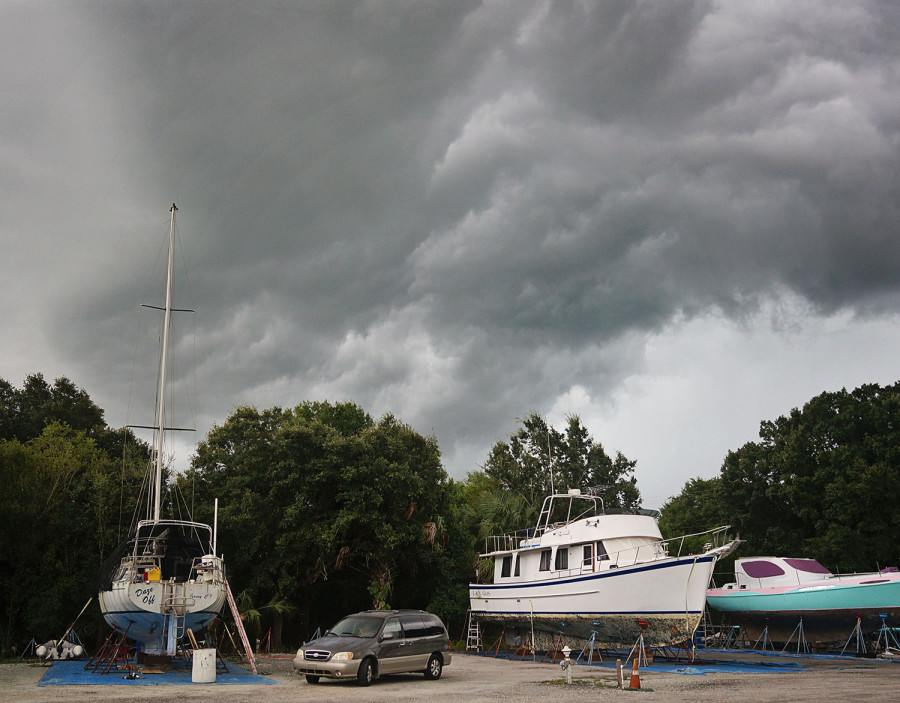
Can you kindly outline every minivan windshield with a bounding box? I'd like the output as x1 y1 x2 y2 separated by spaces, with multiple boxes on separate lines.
327 615 382 639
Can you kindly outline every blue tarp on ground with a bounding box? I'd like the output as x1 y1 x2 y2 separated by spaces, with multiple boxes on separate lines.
473 649 806 675
38 659 278 686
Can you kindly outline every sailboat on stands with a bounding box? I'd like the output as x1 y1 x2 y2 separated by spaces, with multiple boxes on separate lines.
707 556 900 643
97 204 226 659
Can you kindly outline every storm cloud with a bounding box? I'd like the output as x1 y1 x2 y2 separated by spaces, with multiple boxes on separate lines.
3 1 900 507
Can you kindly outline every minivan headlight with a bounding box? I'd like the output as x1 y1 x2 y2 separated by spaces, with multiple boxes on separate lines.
331 652 354 661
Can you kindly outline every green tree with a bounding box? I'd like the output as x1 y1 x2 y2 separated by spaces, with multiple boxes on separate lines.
0 422 146 654
187 400 456 647
481 412 641 523
713 383 900 572
0 374 106 442
658 477 726 539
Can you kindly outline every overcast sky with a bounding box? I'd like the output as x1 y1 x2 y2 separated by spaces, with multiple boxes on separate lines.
3 1 900 508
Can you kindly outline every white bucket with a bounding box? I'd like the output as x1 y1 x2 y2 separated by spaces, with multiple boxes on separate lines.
192 648 217 683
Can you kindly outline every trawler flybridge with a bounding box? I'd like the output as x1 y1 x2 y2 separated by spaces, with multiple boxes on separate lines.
469 488 737 649
97 205 226 657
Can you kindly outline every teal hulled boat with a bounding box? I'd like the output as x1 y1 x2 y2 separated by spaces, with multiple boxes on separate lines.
707 556 900 643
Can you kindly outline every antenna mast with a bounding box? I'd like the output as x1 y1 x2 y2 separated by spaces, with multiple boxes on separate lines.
548 428 555 495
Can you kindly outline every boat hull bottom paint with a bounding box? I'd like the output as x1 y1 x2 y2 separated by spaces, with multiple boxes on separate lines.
473 611 702 649
711 607 900 644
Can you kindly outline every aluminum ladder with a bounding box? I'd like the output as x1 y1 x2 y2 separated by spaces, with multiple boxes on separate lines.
225 579 258 674
466 611 482 652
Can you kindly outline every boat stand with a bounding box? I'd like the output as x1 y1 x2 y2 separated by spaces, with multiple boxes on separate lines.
626 630 651 668
651 641 697 663
875 614 900 652
781 618 809 654
841 617 867 655
19 638 39 658
723 625 749 649
752 626 775 652
576 629 603 665
512 633 535 661
485 626 507 657
84 625 134 674
541 633 567 663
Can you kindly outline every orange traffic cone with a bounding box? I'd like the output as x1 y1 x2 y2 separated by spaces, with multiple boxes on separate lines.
629 657 641 689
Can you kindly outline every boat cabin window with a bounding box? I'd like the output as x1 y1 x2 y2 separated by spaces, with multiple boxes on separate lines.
583 544 593 567
514 554 520 577
539 549 552 572
742 560 785 578
784 558 830 574
555 548 568 570
596 541 610 561
500 555 512 578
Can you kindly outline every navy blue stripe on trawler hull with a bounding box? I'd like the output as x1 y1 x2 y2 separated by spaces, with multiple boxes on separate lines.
468 554 716 593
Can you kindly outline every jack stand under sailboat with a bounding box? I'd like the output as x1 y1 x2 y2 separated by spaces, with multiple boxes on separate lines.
842 617 867 655
781 618 809 654
875 614 900 652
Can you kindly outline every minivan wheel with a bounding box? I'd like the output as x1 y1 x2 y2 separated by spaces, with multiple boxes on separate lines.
357 657 375 686
424 654 443 680
305 675 320 684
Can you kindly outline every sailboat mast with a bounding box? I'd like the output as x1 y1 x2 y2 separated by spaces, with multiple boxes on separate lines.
153 203 178 522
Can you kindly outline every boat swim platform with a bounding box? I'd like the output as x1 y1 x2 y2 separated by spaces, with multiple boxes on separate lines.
38 659 278 686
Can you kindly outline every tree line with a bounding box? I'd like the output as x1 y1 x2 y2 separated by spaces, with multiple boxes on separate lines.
659 382 900 579
3 373 899 656
0 373 639 655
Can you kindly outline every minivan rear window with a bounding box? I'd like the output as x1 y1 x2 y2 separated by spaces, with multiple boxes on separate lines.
423 614 445 636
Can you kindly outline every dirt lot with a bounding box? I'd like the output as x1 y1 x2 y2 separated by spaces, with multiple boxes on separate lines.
3 650 900 702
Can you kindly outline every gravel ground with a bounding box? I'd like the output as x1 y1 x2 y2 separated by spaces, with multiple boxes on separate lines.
3 650 899 702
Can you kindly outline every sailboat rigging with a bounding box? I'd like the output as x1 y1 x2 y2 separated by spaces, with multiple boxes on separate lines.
97 204 225 659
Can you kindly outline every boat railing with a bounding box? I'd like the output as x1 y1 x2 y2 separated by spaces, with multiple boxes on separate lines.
190 554 224 582
136 518 214 539
659 525 733 557
130 519 215 559
483 529 536 554
534 490 605 538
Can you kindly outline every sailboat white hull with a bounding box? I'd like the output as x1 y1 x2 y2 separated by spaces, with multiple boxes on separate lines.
99 580 225 655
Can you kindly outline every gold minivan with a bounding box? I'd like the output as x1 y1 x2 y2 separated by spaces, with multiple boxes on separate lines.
293 609 452 686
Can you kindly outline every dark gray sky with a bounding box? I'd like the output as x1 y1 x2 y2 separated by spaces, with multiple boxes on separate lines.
4 1 900 507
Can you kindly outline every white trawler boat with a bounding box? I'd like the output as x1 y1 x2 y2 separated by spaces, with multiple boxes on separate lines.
97 205 225 657
469 489 738 649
